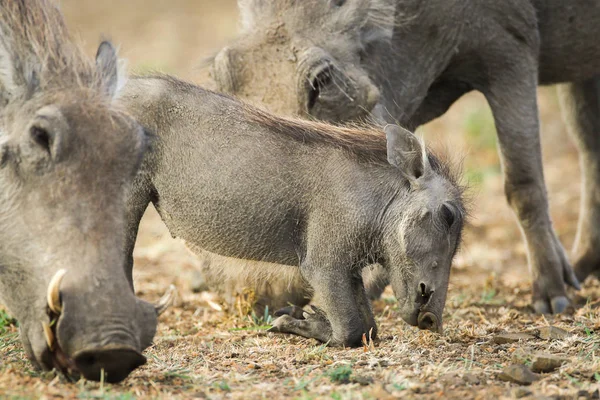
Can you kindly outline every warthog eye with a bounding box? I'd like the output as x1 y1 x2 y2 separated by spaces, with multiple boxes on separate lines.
331 0 346 6
0 145 8 168
440 204 455 229
30 126 52 155
307 65 335 111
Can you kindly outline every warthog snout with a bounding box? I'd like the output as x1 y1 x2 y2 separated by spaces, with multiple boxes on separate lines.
415 282 443 334
396 278 445 335
39 270 176 382
417 312 442 334
73 347 146 383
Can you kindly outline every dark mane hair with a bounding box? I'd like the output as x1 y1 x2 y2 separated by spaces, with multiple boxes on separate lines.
144 74 465 201
243 105 463 191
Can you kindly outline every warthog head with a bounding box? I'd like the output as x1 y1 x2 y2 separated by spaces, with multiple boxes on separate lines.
210 0 394 121
0 0 172 383
383 125 465 333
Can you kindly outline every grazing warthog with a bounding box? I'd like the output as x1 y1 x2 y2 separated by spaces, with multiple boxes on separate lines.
120 75 465 345
209 0 600 314
0 0 173 383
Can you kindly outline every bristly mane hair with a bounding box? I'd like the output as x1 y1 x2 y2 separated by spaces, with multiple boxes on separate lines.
0 0 103 94
243 104 463 193
145 73 467 210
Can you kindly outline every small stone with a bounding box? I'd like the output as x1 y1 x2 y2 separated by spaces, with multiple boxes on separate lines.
538 326 570 340
439 372 460 386
498 364 540 385
351 375 374 386
462 373 480 385
493 332 535 344
512 387 533 398
531 353 570 373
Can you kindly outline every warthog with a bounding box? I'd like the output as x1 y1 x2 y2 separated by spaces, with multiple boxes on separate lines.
119 75 465 345
209 0 600 314
0 0 173 383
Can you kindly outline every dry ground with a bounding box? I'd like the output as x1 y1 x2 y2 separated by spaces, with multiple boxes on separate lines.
1 1 600 399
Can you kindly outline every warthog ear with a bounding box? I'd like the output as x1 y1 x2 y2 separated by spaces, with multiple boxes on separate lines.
361 0 396 45
332 0 395 46
212 47 238 93
0 36 40 103
0 36 18 103
385 124 428 181
95 41 126 100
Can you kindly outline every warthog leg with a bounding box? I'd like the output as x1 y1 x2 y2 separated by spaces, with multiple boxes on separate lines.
352 275 377 340
268 255 373 346
558 77 600 282
485 58 580 314
269 305 332 343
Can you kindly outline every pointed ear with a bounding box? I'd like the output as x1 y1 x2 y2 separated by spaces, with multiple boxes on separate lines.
95 41 126 99
0 38 39 103
212 47 238 93
385 124 428 180
362 0 396 45
0 39 17 103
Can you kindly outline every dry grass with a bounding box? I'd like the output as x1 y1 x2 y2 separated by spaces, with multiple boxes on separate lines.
1 1 600 399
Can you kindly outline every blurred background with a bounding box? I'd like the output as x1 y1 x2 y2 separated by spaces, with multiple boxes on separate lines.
59 0 580 300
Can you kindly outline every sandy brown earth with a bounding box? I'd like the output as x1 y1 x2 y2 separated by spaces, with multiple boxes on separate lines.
1 1 600 399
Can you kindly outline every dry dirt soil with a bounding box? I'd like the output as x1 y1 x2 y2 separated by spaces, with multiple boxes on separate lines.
1 1 600 399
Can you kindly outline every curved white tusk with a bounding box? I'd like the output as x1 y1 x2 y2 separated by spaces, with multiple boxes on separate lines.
41 321 55 351
47 269 67 315
155 284 177 316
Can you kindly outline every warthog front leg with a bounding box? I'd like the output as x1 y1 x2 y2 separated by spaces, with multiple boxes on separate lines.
270 273 377 345
123 176 154 289
558 78 600 282
270 263 374 346
485 60 580 314
270 305 332 343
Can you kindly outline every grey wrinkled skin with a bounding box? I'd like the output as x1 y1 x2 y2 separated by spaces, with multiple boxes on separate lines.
0 0 157 383
210 0 600 314
119 75 465 346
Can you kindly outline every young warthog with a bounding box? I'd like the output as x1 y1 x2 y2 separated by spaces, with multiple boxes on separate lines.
0 0 173 383
210 0 600 314
120 75 465 346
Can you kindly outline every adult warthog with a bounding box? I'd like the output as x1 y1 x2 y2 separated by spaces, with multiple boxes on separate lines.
0 0 173 383
120 75 465 346
209 0 600 314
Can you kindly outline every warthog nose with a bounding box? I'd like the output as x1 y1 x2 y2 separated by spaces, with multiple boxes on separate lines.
418 282 434 305
417 312 443 334
73 347 146 383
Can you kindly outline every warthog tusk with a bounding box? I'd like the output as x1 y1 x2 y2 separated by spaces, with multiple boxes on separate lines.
47 269 67 315
41 321 55 351
155 284 177 316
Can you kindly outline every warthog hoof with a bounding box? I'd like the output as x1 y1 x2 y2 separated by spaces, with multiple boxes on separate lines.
533 296 570 315
531 234 580 315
